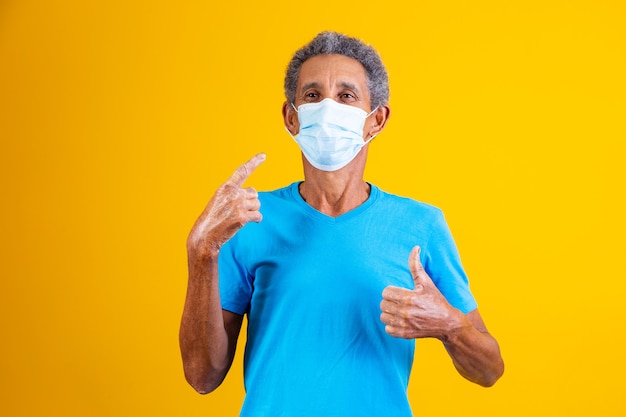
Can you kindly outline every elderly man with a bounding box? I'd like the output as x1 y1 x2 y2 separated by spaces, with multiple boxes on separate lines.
180 31 504 416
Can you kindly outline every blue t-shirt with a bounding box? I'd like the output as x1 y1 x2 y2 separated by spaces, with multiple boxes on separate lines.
219 182 477 417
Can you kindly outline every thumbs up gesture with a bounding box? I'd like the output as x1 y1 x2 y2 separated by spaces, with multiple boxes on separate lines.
187 153 266 259
380 246 463 340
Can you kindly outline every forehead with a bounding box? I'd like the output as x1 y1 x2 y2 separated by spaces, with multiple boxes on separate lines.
297 54 369 92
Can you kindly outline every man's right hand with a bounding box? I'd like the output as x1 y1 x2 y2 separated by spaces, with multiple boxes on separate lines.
187 153 266 258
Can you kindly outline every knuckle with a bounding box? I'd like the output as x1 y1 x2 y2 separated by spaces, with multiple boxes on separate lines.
237 208 249 222
245 186 258 196
219 184 238 198
400 292 414 305
399 307 414 320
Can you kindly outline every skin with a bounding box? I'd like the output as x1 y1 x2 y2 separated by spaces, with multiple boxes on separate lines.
282 54 390 214
179 53 503 394
381 246 504 386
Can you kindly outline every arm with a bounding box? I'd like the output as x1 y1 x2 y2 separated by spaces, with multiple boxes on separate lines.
179 250 243 394
179 153 265 394
380 246 504 387
440 309 504 387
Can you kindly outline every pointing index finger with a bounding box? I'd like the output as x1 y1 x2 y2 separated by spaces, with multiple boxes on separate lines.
228 153 266 187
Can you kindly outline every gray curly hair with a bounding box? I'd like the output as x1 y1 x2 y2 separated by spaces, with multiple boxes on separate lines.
284 31 389 110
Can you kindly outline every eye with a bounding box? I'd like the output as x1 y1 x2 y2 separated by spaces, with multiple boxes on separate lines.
303 91 320 102
340 92 357 103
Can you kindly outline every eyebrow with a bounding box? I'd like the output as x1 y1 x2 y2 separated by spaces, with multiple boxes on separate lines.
339 81 360 93
300 81 362 94
301 81 321 92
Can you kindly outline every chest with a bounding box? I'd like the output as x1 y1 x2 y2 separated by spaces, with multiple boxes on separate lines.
247 221 416 315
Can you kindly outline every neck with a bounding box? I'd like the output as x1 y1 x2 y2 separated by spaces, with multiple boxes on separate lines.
299 156 370 217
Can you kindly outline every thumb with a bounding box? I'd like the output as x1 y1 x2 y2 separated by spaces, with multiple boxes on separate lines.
409 246 428 289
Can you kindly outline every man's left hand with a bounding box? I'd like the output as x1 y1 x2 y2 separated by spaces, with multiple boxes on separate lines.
380 246 464 340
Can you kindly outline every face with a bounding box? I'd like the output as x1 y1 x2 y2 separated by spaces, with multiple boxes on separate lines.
283 54 388 139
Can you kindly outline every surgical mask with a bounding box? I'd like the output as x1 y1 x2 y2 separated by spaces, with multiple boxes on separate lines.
287 98 377 171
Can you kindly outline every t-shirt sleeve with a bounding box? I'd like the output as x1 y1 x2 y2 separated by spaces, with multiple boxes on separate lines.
218 238 253 315
423 209 478 314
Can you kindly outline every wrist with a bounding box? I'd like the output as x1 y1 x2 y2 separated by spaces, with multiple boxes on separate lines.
439 308 470 344
187 232 222 259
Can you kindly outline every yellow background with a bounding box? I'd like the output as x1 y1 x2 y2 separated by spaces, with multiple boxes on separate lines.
1 0 624 416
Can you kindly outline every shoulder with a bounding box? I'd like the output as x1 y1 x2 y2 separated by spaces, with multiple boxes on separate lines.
258 182 299 203
373 184 445 221
252 183 299 213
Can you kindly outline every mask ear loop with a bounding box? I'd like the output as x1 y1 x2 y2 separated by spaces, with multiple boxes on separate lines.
285 102 299 138
365 105 380 140
285 126 296 140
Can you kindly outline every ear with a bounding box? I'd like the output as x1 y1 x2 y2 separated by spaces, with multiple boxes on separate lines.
365 104 391 139
282 101 299 135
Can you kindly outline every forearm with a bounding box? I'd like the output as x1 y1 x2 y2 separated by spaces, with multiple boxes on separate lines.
179 154 263 393
179 250 233 394
442 312 504 387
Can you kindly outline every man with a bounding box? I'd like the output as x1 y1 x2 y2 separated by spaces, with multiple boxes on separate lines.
180 31 504 416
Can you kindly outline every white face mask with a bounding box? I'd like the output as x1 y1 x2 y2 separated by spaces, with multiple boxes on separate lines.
287 98 377 172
